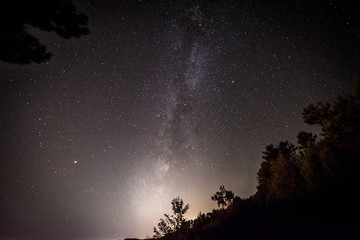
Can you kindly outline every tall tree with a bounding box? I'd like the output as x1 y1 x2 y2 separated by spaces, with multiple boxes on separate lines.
256 141 301 203
300 77 360 191
153 197 190 238
256 144 278 202
302 77 360 146
269 153 304 201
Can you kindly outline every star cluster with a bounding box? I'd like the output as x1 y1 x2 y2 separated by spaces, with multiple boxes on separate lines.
1 1 359 239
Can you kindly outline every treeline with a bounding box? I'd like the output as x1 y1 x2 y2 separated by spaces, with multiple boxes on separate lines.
255 78 360 206
148 77 360 240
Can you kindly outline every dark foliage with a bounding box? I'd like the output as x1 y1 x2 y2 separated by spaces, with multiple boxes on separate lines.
153 197 190 238
211 185 234 209
0 0 89 64
150 77 360 240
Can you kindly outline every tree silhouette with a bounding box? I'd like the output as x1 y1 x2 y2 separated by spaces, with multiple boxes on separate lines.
302 86 360 146
0 0 89 64
153 196 190 238
269 153 304 201
255 77 360 203
256 144 278 203
297 131 317 149
299 76 360 191
153 76 360 240
211 185 234 209
256 141 305 203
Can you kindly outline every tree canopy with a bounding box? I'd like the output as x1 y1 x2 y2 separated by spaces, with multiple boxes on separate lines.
0 0 89 64
153 197 190 238
211 185 234 209
255 76 360 204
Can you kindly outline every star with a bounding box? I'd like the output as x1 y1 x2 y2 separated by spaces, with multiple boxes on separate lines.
1 1 359 239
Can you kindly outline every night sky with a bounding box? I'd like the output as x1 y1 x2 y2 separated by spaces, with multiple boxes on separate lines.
1 1 360 239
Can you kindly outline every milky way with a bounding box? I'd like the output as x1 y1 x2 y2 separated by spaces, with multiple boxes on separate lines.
1 1 360 239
